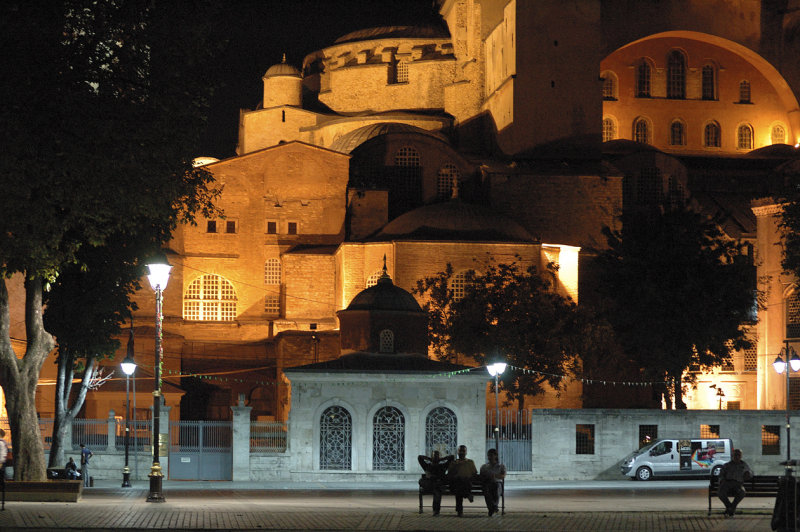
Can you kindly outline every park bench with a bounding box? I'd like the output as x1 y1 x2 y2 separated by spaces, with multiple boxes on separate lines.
708 474 779 515
418 476 504 515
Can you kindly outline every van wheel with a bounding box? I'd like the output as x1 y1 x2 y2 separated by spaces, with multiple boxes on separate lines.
712 465 722 477
636 466 652 481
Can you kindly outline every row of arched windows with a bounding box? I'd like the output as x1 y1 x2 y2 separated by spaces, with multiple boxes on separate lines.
181 265 283 321
319 405 458 470
604 116 787 149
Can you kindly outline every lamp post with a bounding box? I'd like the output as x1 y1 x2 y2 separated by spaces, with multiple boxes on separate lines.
773 341 800 529
486 360 507 459
120 326 137 488
145 257 171 503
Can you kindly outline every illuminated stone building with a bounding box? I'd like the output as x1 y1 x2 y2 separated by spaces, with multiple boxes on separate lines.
19 0 800 424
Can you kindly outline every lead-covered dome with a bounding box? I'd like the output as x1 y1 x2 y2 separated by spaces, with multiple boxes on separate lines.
345 269 422 312
370 200 534 242
264 55 301 78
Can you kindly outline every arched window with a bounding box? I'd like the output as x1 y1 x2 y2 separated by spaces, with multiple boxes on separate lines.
393 146 422 211
379 329 394 353
633 118 650 144
450 270 476 301
667 50 686 99
396 59 408 83
366 270 384 288
702 65 716 100
737 124 753 150
773 124 786 145
636 60 650 98
183 274 237 321
739 80 751 103
704 122 721 148
601 71 617 100
264 259 281 314
788 292 800 339
670 120 686 146
320 406 352 470
425 407 457 457
602 117 616 142
373 406 405 470
437 164 459 200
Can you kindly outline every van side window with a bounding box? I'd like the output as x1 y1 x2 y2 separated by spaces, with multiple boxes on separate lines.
652 441 672 455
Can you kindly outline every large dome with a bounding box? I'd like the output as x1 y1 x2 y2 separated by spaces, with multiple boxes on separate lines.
370 200 535 242
346 269 422 312
330 122 448 154
334 25 449 45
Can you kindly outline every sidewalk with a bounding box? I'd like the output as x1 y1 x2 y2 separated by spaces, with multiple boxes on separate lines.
0 480 776 531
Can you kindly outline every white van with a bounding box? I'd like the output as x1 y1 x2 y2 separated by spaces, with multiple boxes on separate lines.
620 438 732 480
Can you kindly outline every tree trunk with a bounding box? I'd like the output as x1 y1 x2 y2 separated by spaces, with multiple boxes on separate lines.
672 374 687 410
49 353 96 468
0 276 55 481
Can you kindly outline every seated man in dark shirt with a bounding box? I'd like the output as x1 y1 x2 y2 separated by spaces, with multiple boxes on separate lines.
418 450 453 516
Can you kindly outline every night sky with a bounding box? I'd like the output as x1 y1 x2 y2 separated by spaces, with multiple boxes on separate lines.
199 0 441 158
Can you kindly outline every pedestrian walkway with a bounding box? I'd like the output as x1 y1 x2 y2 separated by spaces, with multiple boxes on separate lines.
0 480 775 531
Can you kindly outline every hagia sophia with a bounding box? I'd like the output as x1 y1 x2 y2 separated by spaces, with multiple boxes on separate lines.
13 0 800 426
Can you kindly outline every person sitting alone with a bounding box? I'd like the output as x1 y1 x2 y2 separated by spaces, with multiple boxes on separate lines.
446 445 478 517
65 457 78 480
418 450 453 516
717 448 753 517
480 448 506 516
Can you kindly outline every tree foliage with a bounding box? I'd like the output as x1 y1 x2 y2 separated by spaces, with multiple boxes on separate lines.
415 261 621 407
779 176 800 280
595 207 756 408
0 0 222 479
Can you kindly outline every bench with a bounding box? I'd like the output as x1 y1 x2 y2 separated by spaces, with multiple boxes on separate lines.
3 480 83 502
708 474 778 515
418 476 505 515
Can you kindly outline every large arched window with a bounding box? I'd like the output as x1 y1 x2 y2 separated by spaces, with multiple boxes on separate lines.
602 117 617 143
636 60 651 98
437 163 459 200
425 407 457 457
633 118 650 144
450 269 476 301
379 329 394 353
667 50 686 99
669 120 686 146
264 258 281 315
320 406 352 470
737 124 754 150
701 65 716 100
773 124 786 145
183 274 237 321
373 406 405 470
393 146 422 212
704 122 721 148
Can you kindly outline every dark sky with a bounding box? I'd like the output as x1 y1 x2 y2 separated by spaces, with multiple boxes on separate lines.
199 0 442 158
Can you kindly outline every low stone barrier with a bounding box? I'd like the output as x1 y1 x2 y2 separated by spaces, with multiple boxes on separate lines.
3 480 82 502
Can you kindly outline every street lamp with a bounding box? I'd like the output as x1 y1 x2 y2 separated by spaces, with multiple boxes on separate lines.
145 256 171 503
773 341 800 529
120 326 137 488
486 358 507 458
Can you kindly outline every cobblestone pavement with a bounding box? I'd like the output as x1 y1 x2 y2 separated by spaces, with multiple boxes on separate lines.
0 481 776 531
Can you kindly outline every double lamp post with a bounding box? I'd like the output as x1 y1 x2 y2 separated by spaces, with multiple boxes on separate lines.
774 341 800 528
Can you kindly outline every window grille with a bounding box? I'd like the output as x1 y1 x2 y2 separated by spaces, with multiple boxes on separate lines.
637 167 662 206
576 424 595 454
266 220 277 234
602 118 616 142
207 220 217 233
726 401 740 410
791 378 800 410
743 339 757 372
704 122 721 147
450 270 475 301
639 424 658 448
287 222 298 235
225 220 236 234
700 424 720 438
396 60 408 83
393 146 422 210
366 270 384 288
702 65 715 100
373 406 405 470
634 118 649 144
379 329 394 353
737 125 753 150
788 293 800 338
437 164 459 200
264 295 280 314
773 125 786 145
670 121 685 146
602 74 616 100
425 407 457 457
320 406 352 470
762 425 780 455
264 258 281 285
636 61 650 97
739 80 751 103
667 51 686 99
183 274 238 321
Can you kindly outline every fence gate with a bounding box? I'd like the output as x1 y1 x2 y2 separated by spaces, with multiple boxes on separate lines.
169 420 232 480
486 409 532 471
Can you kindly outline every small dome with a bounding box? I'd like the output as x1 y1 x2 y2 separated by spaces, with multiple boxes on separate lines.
745 143 800 158
371 200 534 242
346 269 422 312
264 54 301 78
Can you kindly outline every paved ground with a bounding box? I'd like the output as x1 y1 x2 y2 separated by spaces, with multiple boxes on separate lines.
0 479 780 531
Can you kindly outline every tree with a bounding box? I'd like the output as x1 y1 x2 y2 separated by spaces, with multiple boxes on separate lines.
415 262 621 408
595 206 756 409
0 1 221 480
779 176 800 280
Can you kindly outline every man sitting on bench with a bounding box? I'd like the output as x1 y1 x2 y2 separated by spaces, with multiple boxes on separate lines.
418 451 453 516
447 445 477 517
480 448 506 516
718 448 753 517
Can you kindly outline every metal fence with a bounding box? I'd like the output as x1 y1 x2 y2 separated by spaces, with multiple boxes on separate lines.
170 420 232 452
114 418 151 451
250 421 288 452
71 418 108 448
486 409 532 471
0 417 56 451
